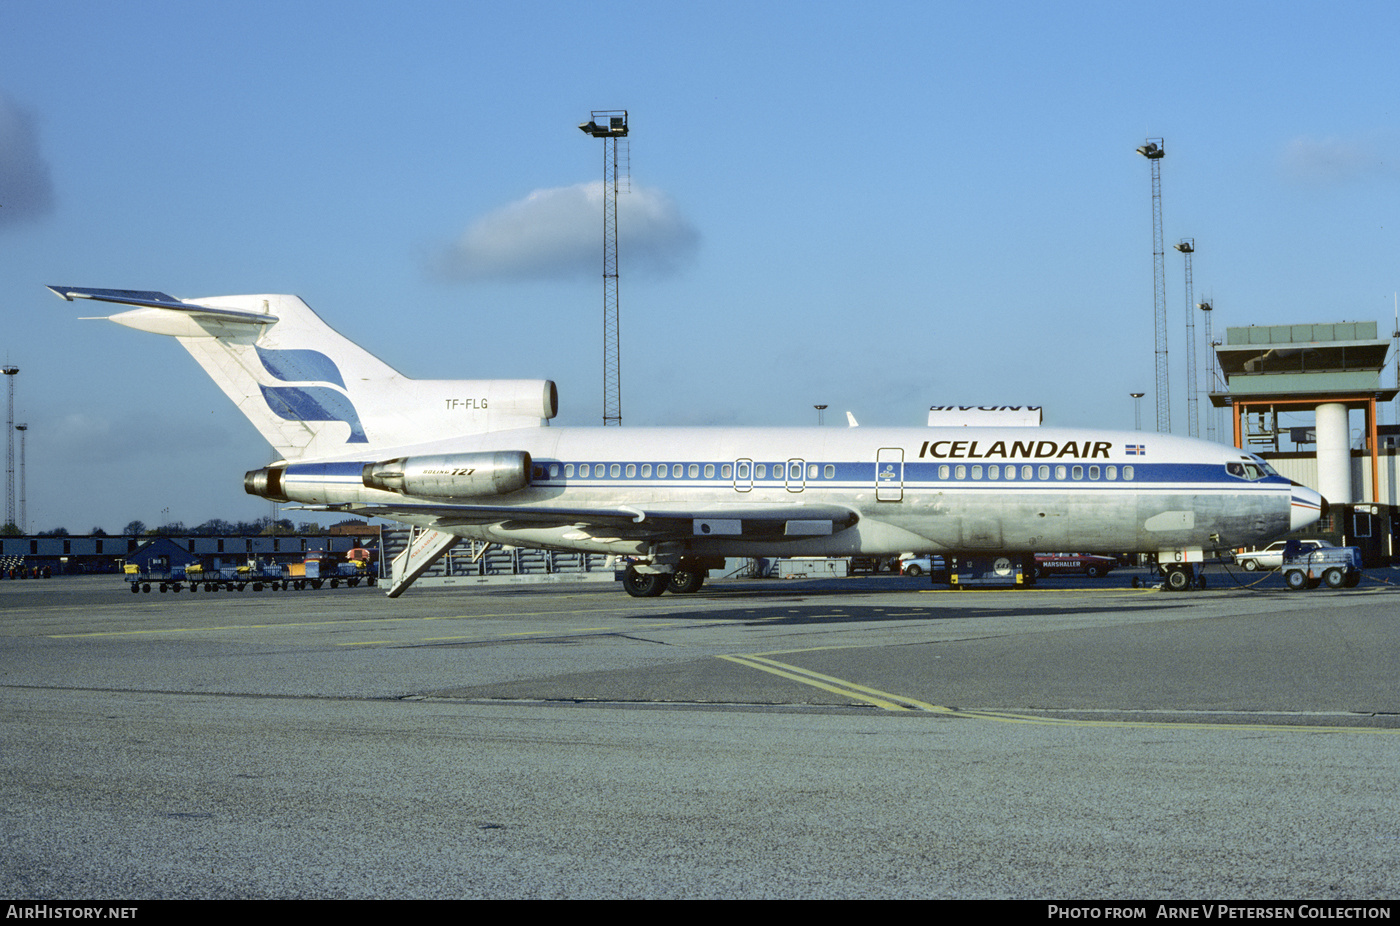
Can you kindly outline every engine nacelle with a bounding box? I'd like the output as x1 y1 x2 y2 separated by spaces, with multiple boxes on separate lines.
244 465 289 502
362 450 532 498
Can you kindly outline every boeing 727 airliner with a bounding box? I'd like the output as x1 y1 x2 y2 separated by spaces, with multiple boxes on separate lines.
49 286 1325 596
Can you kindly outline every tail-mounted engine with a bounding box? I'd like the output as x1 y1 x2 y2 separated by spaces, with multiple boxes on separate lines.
361 450 532 498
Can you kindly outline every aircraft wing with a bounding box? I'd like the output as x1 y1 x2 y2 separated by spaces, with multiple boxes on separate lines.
332 500 860 540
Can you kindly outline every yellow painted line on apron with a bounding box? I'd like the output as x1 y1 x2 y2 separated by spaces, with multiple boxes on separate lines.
718 654 1400 734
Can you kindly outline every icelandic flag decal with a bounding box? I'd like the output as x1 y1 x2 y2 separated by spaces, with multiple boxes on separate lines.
1125 444 1146 456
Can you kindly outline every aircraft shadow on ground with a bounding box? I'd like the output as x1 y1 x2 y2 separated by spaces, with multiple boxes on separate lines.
622 600 1193 627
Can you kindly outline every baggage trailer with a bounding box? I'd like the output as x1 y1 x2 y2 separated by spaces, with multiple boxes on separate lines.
125 557 376 593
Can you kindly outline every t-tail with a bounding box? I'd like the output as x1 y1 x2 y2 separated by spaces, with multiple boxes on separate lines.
48 287 557 460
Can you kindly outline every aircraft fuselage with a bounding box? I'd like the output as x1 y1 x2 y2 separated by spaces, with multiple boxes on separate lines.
267 425 1310 560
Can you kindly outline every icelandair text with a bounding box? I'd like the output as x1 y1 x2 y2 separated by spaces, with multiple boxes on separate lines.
919 439 1113 460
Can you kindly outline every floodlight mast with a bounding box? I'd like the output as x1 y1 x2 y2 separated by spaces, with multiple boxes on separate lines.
1174 238 1199 438
1199 299 1217 442
14 424 25 534
1137 139 1169 433
578 110 629 427
3 366 17 529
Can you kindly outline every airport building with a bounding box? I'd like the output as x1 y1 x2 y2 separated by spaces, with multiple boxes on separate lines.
1212 320 1400 563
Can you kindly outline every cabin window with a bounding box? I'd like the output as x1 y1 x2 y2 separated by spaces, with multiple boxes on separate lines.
1022 465 1033 480
971 465 983 480
579 463 590 477
609 463 621 478
1038 465 1050 480
755 464 766 479
625 464 636 478
1123 465 1135 480
955 464 966 479
673 464 684 477
721 464 732 478
549 464 560 478
1071 465 1083 480
939 464 950 479
688 464 699 478
807 463 818 479
987 465 1000 480
565 464 575 477
704 464 715 478
1003 465 1015 480
641 464 652 477
1088 465 1100 480
1055 465 1067 480
737 461 751 479
824 464 835 478
1105 465 1117 480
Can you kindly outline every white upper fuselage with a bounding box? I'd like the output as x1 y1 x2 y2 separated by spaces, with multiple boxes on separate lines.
275 425 1318 558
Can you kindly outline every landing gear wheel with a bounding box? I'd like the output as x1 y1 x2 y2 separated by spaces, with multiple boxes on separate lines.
668 570 706 594
1164 567 1192 592
623 569 668 598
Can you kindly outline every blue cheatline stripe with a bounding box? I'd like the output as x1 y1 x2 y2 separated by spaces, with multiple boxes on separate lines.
525 458 1289 491
285 461 368 479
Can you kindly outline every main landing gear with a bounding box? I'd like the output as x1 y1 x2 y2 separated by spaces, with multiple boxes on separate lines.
1160 563 1206 591
622 566 709 598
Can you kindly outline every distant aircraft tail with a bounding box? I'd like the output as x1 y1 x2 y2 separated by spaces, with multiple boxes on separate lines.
48 287 557 461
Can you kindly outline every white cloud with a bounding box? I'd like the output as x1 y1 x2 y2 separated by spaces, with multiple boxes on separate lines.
1280 135 1397 186
433 181 699 281
0 89 54 227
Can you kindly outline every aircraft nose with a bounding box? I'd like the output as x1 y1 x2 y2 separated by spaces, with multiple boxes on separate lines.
1290 485 1325 531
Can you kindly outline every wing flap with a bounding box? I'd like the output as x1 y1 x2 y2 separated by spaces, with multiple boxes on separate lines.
342 501 859 539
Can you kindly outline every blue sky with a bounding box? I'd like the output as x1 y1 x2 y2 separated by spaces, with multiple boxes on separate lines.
2 0 1398 533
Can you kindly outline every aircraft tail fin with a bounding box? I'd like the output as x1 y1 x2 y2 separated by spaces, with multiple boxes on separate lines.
49 287 557 460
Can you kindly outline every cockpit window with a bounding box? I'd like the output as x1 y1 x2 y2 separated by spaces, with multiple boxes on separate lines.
1227 460 1267 481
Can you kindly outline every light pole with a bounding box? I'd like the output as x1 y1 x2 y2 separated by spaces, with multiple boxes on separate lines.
579 110 629 427
14 424 25 534
1130 393 1145 431
814 405 827 426
1137 139 1169 433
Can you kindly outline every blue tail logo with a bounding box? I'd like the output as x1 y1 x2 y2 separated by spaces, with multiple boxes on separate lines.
256 346 367 443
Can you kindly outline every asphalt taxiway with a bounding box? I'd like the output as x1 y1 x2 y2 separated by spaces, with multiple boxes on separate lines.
3 571 1398 898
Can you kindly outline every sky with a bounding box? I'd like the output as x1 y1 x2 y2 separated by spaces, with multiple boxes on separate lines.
1 0 1398 534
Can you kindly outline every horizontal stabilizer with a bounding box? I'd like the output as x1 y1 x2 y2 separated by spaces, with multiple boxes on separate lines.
47 286 277 325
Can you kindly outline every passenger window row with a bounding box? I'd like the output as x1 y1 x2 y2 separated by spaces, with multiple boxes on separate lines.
533 462 1133 482
935 464 1134 481
540 462 842 480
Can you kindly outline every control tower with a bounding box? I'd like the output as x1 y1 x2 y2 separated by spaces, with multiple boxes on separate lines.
1211 321 1396 507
